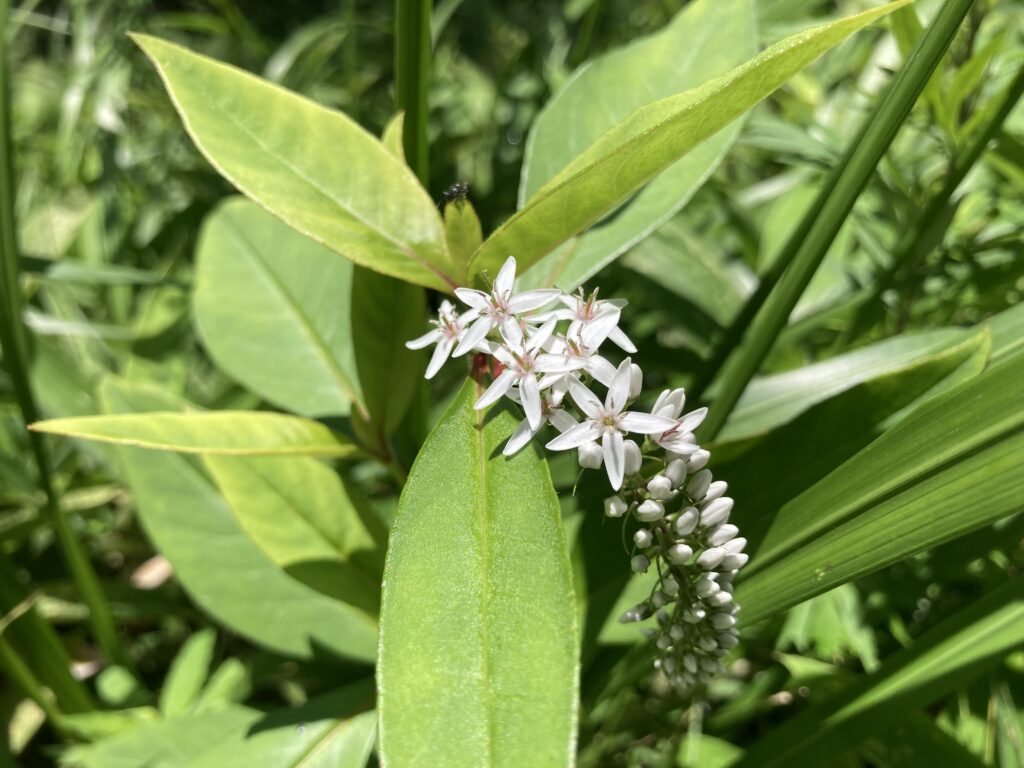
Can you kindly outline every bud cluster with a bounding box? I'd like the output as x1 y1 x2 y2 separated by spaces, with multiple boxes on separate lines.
407 256 747 692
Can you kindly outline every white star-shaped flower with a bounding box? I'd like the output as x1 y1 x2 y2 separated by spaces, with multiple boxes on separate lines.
545 359 675 489
648 388 708 454
543 288 637 353
405 300 480 378
502 388 578 457
452 256 560 356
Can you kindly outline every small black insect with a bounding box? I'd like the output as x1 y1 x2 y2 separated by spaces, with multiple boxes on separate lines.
442 181 470 205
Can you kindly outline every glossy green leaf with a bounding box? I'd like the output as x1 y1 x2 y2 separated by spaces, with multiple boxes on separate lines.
517 0 756 290
862 713 990 768
202 454 383 613
99 378 377 662
193 197 363 418
734 578 1024 767
159 628 216 717
378 382 578 767
132 35 456 291
444 199 483 271
470 0 909 281
30 410 356 458
719 328 988 443
63 683 377 768
776 584 879 671
736 352 1024 624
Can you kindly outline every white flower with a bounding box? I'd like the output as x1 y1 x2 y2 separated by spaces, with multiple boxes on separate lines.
544 359 675 490
649 388 708 454
473 318 580 429
545 288 637 353
543 335 618 389
501 389 577 457
405 300 479 378
452 256 560 356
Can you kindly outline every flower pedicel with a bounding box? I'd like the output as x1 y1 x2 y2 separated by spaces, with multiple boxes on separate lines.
407 255 747 693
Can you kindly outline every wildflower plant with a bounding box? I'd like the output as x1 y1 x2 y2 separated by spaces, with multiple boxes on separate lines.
10 0 1024 766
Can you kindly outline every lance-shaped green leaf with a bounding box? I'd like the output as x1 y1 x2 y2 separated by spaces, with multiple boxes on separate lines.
378 382 578 768
98 378 377 662
736 352 1024 624
193 197 363 418
734 578 1024 767
517 0 756 290
30 410 357 458
132 35 455 291
470 0 909 281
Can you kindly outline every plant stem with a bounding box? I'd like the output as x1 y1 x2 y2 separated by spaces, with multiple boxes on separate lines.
0 0 126 666
394 0 431 183
0 631 67 732
699 0 976 441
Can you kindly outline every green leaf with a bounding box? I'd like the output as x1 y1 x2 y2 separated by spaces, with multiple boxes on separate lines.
159 629 216 717
516 0 757 290
734 578 1024 767
131 34 455 291
444 199 483 271
718 328 988 443
736 352 1024 625
861 713 991 768
202 455 383 613
470 0 909 281
776 584 879 671
30 410 357 458
62 684 376 768
378 382 579 767
677 734 743 768
193 197 363 418
99 378 378 662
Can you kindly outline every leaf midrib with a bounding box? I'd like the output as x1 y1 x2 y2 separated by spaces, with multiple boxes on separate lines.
473 404 496 767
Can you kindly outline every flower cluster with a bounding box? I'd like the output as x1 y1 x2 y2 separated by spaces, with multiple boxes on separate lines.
407 256 747 693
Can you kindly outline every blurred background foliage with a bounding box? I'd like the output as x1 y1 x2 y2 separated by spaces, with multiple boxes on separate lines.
2 0 1023 765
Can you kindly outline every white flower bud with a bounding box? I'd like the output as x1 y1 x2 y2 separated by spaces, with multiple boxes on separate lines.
694 575 719 597
700 497 733 528
578 441 603 469
633 528 653 548
703 480 728 502
718 632 739 649
629 364 643 399
667 543 693 564
697 547 727 570
661 576 679 596
683 654 698 674
656 609 670 625
687 449 710 471
656 633 672 650
711 613 736 629
604 495 628 518
619 603 649 623
647 474 673 500
662 656 677 675
723 537 746 554
701 657 721 673
636 499 664 522
698 636 717 652
686 469 712 501
674 507 699 536
665 459 687 487
631 554 650 573
719 553 749 571
707 591 733 607
707 523 739 546
622 440 642 475
651 590 670 608
684 607 706 622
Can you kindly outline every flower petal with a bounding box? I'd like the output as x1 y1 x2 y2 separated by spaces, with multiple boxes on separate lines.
546 420 601 451
494 256 517 297
500 318 525 349
608 326 637 354
527 317 558 353
454 287 490 311
568 378 602 419
508 288 561 314
453 316 493 357
520 374 543 431
405 328 442 350
503 418 536 456
603 430 625 490
678 407 708 433
586 355 617 387
580 308 620 350
425 337 453 379
548 408 578 433
606 357 633 413
474 369 516 410
535 354 587 374
621 411 678 434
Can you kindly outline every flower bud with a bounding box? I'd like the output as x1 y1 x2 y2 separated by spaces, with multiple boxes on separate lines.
656 634 672 650
622 440 642 475
718 632 739 649
647 474 673 500
661 576 680 596
711 613 736 629
687 449 710 472
651 590 669 608
619 603 649 623
667 543 693 564
665 459 687 487
686 469 712 501
694 575 719 597
707 523 739 547
719 553 749 571
700 497 733 528
604 495 628 518
703 480 728 503
629 364 643 399
697 547 727 570
633 528 653 548
631 554 650 573
683 654 698 674
578 441 603 469
670 624 685 641
636 499 664 522
674 507 699 536
723 537 746 554
707 591 733 607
